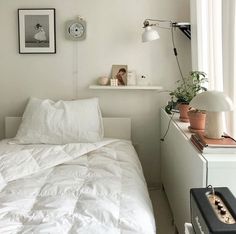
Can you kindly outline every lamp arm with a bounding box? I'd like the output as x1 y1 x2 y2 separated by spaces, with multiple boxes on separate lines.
143 19 190 29
143 19 173 28
145 18 171 22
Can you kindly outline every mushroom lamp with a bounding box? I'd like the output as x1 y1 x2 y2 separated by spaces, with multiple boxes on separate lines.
189 91 234 139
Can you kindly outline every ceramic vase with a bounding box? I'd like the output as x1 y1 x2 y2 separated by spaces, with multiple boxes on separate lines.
98 76 109 85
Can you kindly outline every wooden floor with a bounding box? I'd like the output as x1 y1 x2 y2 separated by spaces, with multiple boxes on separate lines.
149 189 176 234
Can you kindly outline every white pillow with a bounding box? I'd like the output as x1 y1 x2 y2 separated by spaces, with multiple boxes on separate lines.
13 97 104 144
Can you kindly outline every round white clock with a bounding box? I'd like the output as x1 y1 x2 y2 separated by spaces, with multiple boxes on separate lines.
65 18 86 41
69 23 84 38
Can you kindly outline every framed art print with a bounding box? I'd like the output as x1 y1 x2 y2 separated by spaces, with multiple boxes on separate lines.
111 65 128 86
18 8 56 54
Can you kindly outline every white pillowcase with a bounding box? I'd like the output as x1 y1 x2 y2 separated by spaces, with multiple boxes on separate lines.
13 97 104 144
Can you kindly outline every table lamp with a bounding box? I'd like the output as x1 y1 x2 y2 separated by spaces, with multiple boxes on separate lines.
189 91 234 139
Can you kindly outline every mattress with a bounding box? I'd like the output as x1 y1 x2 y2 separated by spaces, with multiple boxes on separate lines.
0 139 156 234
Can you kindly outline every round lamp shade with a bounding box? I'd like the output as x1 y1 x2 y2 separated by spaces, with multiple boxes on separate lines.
142 26 160 42
189 91 233 112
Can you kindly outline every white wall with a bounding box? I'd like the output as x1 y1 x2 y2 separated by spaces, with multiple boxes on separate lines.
0 0 191 186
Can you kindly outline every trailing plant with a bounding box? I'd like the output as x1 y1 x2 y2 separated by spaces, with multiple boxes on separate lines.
165 71 207 114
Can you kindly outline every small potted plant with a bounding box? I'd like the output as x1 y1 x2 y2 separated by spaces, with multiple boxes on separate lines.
165 71 207 123
187 107 206 132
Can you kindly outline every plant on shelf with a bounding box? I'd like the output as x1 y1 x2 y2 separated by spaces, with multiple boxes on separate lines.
165 71 207 123
187 107 206 132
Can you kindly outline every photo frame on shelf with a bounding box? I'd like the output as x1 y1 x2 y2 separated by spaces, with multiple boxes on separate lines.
111 65 128 86
18 8 56 54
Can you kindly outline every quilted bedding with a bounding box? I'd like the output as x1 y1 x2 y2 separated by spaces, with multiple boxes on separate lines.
0 139 155 234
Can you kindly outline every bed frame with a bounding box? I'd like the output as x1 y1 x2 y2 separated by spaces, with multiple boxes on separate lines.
5 117 131 140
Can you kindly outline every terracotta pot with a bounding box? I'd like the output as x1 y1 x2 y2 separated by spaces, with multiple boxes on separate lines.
188 110 206 132
178 103 190 122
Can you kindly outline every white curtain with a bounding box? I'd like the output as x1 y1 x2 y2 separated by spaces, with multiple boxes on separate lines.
192 0 236 137
222 0 236 137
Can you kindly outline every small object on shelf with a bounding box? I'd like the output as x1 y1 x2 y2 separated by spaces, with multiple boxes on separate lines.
110 79 118 86
137 75 151 86
111 65 128 85
195 132 236 147
97 76 109 86
190 133 236 154
127 71 136 86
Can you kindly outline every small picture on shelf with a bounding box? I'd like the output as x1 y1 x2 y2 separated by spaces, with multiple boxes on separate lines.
111 65 128 86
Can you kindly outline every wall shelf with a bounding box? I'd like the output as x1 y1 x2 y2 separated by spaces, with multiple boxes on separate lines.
89 85 163 90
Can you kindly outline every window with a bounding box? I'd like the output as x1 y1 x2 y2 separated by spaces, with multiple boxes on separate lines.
191 0 236 137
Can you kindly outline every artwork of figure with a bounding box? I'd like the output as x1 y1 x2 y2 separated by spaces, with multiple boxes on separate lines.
116 68 127 85
111 65 128 86
19 9 55 53
34 23 47 42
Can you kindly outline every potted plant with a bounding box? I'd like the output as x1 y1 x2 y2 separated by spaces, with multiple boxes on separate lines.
165 71 207 123
187 108 206 132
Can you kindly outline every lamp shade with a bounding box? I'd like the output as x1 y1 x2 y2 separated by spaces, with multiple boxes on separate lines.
189 91 233 112
142 26 160 42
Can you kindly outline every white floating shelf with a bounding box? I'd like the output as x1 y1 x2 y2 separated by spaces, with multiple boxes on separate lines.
89 85 163 90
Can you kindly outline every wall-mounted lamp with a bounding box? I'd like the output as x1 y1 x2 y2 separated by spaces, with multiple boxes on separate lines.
190 91 234 139
142 19 191 42
141 19 191 80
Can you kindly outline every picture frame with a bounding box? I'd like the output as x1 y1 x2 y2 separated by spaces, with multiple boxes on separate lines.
18 8 56 54
111 65 128 86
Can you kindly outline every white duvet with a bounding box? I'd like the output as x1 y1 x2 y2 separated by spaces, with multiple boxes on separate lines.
0 139 155 234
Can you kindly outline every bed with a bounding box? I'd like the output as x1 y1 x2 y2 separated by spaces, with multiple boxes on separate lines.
0 98 156 234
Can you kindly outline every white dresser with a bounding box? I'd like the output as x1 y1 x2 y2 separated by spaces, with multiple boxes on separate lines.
160 109 236 234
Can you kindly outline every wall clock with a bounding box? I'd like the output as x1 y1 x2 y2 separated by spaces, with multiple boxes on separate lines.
65 18 86 41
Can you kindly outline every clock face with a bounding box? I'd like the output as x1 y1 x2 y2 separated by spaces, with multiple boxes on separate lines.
69 23 84 38
65 19 86 41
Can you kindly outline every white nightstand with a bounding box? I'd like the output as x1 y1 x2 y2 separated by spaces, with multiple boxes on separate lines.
160 109 236 234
